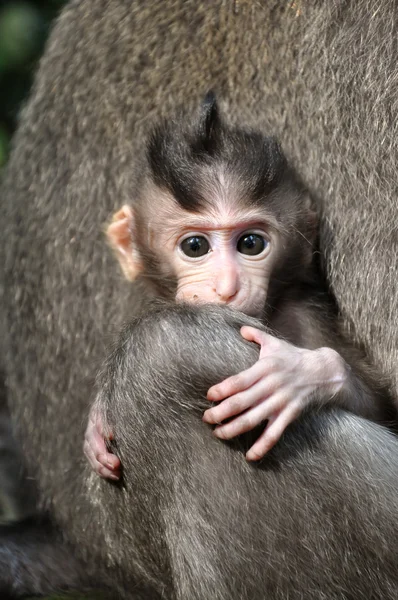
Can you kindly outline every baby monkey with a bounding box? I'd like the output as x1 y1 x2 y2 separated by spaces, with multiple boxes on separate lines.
84 92 389 480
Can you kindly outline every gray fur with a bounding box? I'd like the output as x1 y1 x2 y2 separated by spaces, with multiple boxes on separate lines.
90 302 398 599
1 0 398 597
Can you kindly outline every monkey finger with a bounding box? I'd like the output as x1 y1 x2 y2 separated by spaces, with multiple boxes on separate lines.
94 450 121 480
207 358 278 402
245 402 303 461
82 440 103 473
84 421 109 461
99 453 121 472
94 455 121 480
204 374 283 424
83 441 121 480
84 419 121 475
212 391 291 440
97 454 121 480
240 326 280 351
94 413 106 437
98 465 121 481
83 439 96 467
88 404 116 441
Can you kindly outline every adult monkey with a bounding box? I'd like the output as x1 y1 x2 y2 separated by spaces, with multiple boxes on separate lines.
1 0 398 595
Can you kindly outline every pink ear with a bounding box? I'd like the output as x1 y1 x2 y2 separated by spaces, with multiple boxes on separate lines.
106 205 143 281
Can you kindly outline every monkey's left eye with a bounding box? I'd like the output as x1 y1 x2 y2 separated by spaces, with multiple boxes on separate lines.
237 233 268 256
180 236 210 258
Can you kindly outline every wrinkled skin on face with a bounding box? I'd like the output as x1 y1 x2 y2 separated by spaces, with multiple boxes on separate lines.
107 196 282 318
153 198 280 318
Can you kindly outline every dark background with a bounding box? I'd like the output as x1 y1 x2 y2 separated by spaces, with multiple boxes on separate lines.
0 0 66 167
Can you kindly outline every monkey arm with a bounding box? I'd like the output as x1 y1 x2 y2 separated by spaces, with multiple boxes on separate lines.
325 351 389 421
285 300 392 423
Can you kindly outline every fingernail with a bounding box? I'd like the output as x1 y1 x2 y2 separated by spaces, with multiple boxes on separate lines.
246 451 260 461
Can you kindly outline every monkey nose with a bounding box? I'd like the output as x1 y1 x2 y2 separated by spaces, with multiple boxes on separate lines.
217 289 237 302
215 274 239 302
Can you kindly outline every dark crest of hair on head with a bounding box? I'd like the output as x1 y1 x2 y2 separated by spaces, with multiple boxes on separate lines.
147 91 288 212
192 90 220 156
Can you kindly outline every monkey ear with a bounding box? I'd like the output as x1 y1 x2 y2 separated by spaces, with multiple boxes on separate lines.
106 205 143 281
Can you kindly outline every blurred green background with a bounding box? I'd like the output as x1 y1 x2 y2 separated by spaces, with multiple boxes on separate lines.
0 0 67 167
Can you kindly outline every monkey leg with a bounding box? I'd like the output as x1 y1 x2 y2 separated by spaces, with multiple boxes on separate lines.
90 304 398 600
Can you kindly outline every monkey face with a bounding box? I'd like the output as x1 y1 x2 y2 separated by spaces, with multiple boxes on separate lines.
169 221 277 317
106 95 316 314
115 194 281 317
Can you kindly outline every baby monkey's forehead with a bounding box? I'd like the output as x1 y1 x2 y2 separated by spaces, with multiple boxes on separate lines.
145 188 281 242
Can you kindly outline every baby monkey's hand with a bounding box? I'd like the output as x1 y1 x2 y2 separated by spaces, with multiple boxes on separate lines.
203 326 347 461
83 406 121 480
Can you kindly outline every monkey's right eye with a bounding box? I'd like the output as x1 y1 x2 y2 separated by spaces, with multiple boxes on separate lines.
180 236 210 258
